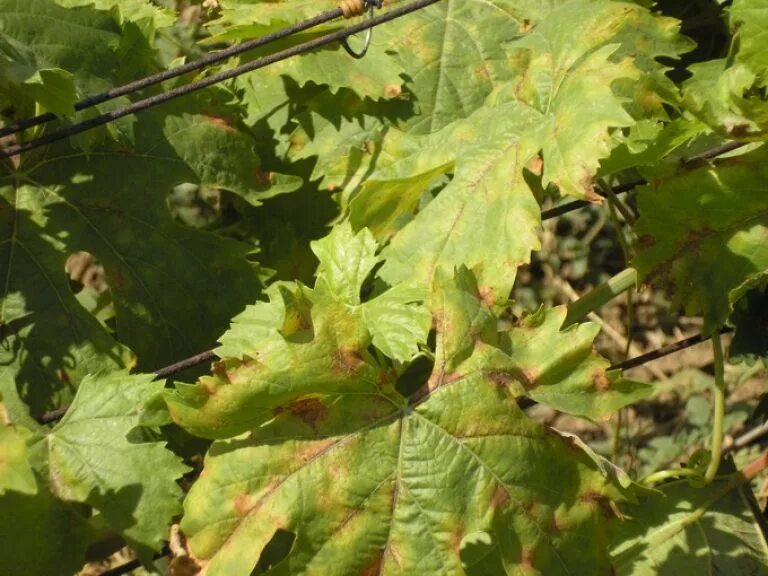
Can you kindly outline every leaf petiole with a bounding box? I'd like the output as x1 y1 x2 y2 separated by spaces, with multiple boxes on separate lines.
704 332 726 484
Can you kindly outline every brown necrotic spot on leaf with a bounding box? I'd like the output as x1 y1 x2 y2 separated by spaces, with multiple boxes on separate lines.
521 548 535 568
491 485 511 510
591 370 611 392
580 491 619 520
233 493 256 517
253 169 273 188
273 397 327 432
333 348 365 374
384 84 402 99
201 115 235 132
638 234 656 248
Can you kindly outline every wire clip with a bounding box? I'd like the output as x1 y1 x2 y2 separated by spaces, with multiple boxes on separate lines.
340 0 383 59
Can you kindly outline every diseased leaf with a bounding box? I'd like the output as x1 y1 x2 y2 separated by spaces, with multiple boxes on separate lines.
178 269 631 576
633 146 768 334
39 371 189 551
610 477 768 575
376 102 542 305
500 307 652 419
378 0 528 133
166 225 425 439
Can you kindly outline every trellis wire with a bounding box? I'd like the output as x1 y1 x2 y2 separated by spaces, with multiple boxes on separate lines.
0 0 441 160
0 7 346 138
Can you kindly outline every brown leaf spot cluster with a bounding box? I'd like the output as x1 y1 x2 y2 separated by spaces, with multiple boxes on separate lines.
384 84 402 99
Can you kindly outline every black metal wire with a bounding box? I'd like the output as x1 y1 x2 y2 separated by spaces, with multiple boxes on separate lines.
0 7 345 139
0 0 443 161
610 328 732 372
541 179 645 221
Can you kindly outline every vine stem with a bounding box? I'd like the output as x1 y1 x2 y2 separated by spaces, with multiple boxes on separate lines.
704 332 727 484
641 466 702 486
563 268 637 327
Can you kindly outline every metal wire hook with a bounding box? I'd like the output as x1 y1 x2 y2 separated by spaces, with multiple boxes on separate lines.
340 0 382 59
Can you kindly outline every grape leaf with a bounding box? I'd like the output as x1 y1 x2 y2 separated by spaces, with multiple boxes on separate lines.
53 0 176 30
729 0 768 80
681 0 768 138
632 145 768 334
362 282 432 363
499 307 651 419
0 109 266 415
610 477 768 575
178 268 631 576
375 101 542 305
0 0 124 109
34 371 189 552
0 422 36 494
166 223 429 439
0 482 95 576
310 222 379 306
377 0 529 134
682 60 768 139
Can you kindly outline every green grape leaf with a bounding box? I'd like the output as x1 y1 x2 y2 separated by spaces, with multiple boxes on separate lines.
0 110 265 416
310 223 379 306
632 145 768 334
53 0 176 29
0 0 124 108
681 0 768 138
362 282 431 363
178 268 630 576
730 0 768 80
501 307 652 419
682 60 768 139
39 371 189 551
0 423 36 494
610 477 768 575
0 483 95 576
494 1 675 199
19 68 78 117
